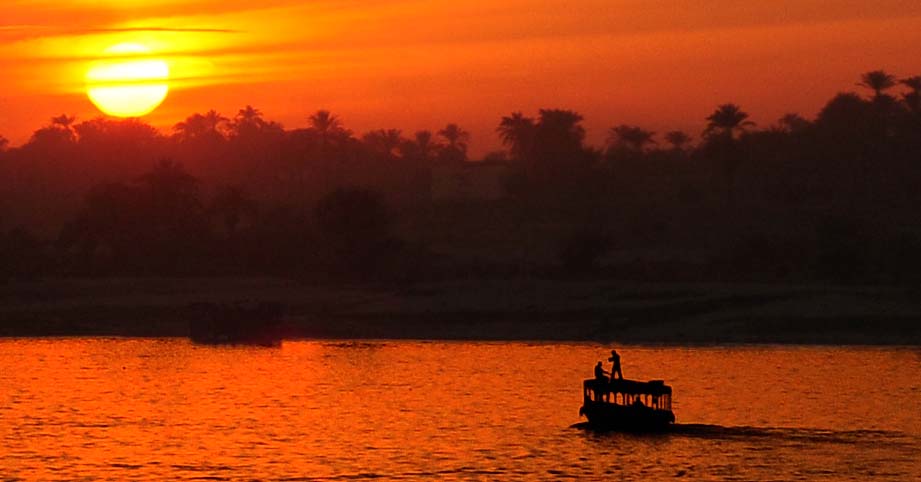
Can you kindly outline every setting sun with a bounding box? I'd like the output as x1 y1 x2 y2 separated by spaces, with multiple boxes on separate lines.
3 1 921 480
85 43 169 118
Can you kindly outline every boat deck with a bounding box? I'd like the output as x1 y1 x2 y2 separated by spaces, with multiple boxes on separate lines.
580 377 675 430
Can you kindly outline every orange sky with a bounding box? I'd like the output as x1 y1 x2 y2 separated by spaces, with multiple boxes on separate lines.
2 0 921 154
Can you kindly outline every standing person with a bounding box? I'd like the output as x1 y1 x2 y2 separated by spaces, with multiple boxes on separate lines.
608 349 623 380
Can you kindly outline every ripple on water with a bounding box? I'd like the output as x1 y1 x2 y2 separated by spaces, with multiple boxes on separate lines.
0 339 919 480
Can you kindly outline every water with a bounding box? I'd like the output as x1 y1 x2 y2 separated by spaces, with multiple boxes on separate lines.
1 339 919 480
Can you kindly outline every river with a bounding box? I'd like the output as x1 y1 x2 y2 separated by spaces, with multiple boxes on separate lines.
1 339 919 480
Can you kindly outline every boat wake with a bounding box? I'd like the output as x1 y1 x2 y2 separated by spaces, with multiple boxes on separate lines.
573 421 916 447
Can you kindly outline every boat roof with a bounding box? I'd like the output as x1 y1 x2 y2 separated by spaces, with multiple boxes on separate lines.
584 378 672 395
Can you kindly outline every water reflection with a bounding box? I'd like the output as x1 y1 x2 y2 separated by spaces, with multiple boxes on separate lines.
0 339 919 480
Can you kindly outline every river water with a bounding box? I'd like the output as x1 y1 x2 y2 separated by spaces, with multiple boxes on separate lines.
1 339 919 480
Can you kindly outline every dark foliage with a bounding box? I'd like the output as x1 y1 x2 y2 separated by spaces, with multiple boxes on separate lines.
557 229 613 274
3 70 921 283
314 187 393 274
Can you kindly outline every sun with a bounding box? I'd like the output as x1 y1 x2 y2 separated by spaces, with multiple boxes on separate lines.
86 43 170 118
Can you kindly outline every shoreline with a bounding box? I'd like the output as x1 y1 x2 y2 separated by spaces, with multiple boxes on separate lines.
2 277 920 345
3 334 921 349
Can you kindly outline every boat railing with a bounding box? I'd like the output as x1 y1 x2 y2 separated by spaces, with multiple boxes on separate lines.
583 378 673 411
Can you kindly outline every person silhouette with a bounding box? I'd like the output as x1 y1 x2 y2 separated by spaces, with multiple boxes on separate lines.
593 361 609 402
608 349 623 380
594 361 609 382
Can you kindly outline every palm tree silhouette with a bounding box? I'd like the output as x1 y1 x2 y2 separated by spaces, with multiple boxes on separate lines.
51 114 78 141
704 103 754 140
607 125 656 152
703 104 753 207
858 70 897 99
901 76 921 113
51 114 76 130
0 135 8 152
308 110 350 145
307 110 352 161
497 112 535 160
777 113 811 133
362 129 404 159
309 110 341 133
902 76 921 94
235 105 262 124
230 105 282 139
438 124 470 154
664 131 691 150
409 130 439 161
173 110 228 142
537 109 585 145
436 124 470 164
28 114 78 146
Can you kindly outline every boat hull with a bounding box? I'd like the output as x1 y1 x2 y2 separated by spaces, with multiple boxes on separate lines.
579 400 675 431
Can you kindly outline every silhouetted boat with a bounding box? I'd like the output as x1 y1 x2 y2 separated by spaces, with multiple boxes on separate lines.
579 377 675 431
187 301 286 346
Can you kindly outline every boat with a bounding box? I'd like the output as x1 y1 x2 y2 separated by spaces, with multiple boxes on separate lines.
187 301 286 346
579 377 676 431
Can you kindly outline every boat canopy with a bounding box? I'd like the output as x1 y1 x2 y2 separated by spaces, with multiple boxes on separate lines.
584 378 672 396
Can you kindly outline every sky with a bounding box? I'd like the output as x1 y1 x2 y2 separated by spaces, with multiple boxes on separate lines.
2 0 921 154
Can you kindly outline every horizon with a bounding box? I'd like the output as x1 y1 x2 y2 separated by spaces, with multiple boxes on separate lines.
3 1 921 154
0 72 917 157
3 3 921 479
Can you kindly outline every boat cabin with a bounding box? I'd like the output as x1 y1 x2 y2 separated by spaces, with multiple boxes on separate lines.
583 378 673 412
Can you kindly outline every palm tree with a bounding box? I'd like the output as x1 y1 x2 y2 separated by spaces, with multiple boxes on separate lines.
703 104 753 207
858 70 897 99
362 129 404 159
307 110 352 156
607 125 656 152
229 105 282 138
703 103 754 140
173 110 228 142
497 112 535 159
664 131 691 150
51 114 76 130
173 114 202 141
409 130 439 161
777 113 811 133
902 76 921 94
235 105 262 124
51 114 77 141
537 109 585 146
438 124 470 154
231 105 262 134
309 110 340 133
309 110 350 143
901 76 921 113
28 114 78 146
0 135 8 152
436 124 470 164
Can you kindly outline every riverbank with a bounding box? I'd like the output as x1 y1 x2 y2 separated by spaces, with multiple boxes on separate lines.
1 277 920 344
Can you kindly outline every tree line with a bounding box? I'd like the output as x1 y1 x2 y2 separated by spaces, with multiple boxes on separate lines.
2 69 921 282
